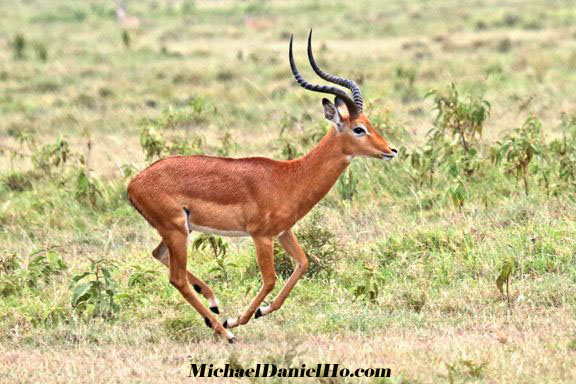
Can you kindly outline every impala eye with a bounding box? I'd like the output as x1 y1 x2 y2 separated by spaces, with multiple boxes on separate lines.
353 127 367 136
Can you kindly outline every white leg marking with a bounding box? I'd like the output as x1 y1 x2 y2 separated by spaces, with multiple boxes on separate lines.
226 317 238 328
183 209 190 236
259 305 272 316
209 297 219 308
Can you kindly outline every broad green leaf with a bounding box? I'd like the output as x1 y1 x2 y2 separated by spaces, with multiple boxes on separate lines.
496 259 514 295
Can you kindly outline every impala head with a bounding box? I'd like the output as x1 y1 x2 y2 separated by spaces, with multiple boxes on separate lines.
289 30 398 160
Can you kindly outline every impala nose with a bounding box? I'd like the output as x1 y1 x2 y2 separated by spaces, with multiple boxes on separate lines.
380 148 397 160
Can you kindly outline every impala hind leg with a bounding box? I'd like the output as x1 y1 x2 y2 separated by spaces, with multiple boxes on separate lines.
153 241 220 314
224 236 276 329
254 229 308 320
159 217 235 343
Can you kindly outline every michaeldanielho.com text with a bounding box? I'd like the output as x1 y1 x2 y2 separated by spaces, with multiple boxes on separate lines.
188 363 391 379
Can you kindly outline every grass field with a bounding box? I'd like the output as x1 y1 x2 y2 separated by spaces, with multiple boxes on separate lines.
1 0 576 382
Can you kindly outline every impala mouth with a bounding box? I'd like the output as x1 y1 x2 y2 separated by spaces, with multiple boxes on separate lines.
380 149 398 161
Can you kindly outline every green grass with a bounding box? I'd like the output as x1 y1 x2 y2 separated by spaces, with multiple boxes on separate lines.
1 0 576 383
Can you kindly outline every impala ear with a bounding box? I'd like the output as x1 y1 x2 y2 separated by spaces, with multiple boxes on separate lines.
322 98 343 132
334 96 349 117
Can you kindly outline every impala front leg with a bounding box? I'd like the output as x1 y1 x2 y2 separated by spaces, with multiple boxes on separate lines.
224 236 276 329
255 229 308 319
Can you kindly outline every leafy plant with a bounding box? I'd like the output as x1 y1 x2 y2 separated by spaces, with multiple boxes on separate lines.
70 258 120 319
494 115 544 195
11 33 26 59
0 252 22 296
140 125 165 161
127 265 161 289
121 30 131 49
192 234 235 282
160 99 213 132
27 249 68 287
165 134 205 157
273 211 343 279
0 249 67 297
393 66 418 103
407 85 491 208
542 113 576 194
75 169 104 209
275 114 324 160
188 97 212 128
0 252 20 274
496 257 515 308
33 42 48 61
140 107 207 161
353 264 386 304
408 124 480 208
337 170 358 201
408 130 443 188
446 358 487 383
447 176 467 209
428 83 491 152
217 130 238 157
368 108 409 144
32 136 71 177
123 265 162 305
1 171 34 192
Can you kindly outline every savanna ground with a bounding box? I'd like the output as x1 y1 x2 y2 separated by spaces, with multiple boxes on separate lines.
1 0 576 382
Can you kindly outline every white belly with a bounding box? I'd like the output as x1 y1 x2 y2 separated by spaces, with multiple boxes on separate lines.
188 223 250 237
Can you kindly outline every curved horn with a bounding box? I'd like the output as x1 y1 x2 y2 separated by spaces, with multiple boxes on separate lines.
289 35 360 118
307 29 364 113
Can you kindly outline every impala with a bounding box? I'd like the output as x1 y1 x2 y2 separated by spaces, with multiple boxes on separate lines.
127 31 397 343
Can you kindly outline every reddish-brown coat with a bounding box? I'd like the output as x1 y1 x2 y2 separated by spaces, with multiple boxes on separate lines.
128 114 395 237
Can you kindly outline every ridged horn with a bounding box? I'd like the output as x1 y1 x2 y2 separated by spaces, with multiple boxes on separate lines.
306 29 363 113
289 34 360 118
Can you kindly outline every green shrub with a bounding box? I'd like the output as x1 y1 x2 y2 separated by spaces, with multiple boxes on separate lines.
27 250 68 288
493 114 544 195
192 234 235 282
217 130 238 157
11 33 26 60
163 315 204 342
428 83 491 152
121 30 131 49
274 113 324 160
0 252 22 296
140 104 208 161
0 249 67 297
1 171 34 192
393 66 418 103
353 264 386 303
32 137 71 177
140 125 165 161
70 258 120 319
75 169 103 209
273 211 343 279
337 170 358 201
127 265 161 289
33 42 48 61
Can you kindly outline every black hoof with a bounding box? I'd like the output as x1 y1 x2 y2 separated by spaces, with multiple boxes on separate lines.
228 337 237 344
223 319 228 329
193 284 202 294
204 317 212 329
210 306 220 315
254 308 263 319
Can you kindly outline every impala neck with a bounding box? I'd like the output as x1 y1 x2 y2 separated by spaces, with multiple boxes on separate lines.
291 127 350 215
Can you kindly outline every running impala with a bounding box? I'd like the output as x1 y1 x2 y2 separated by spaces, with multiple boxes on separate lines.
127 31 397 343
